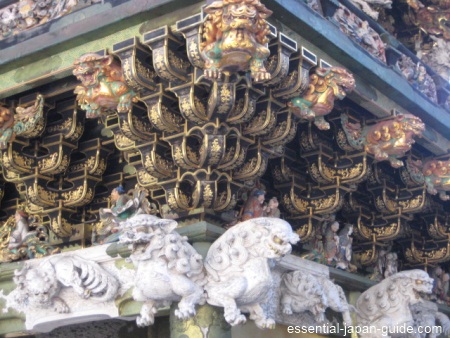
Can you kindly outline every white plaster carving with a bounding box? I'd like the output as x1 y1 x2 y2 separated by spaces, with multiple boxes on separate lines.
356 269 434 338
280 271 353 326
204 217 300 329
411 300 450 338
421 37 450 83
118 214 206 327
348 0 392 20
4 254 119 314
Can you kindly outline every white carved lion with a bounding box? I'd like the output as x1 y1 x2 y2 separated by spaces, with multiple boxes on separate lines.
204 217 300 329
356 269 434 338
119 214 206 327
6 255 119 313
280 271 353 326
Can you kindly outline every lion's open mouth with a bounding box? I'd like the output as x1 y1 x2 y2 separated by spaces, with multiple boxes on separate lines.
74 68 98 87
269 244 284 256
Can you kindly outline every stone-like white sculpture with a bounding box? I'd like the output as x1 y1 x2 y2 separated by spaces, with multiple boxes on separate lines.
411 300 450 338
280 271 353 326
348 0 392 20
356 269 434 338
119 214 206 327
204 217 300 329
4 254 119 313
421 37 450 83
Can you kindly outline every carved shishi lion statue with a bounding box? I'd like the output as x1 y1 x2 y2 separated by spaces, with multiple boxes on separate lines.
3 255 119 314
204 217 300 329
288 67 355 130
119 214 206 327
73 53 137 118
280 271 353 326
356 269 434 338
342 113 425 168
200 0 273 82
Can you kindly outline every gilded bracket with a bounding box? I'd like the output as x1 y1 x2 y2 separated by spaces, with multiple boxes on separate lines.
264 32 298 86
141 85 183 133
286 210 323 243
164 122 252 171
46 201 77 238
278 177 352 215
112 37 159 96
115 103 154 142
261 108 298 147
143 26 191 83
243 96 281 137
175 13 205 68
272 47 317 100
405 240 450 265
425 214 450 240
232 144 268 182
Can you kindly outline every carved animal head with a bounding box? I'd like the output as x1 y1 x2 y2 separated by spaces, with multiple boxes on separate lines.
398 114 425 137
73 53 123 88
259 218 300 258
356 269 433 325
314 67 356 99
119 214 178 244
13 262 60 308
202 0 272 45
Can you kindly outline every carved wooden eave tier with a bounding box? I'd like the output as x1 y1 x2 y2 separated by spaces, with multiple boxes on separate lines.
2 0 450 336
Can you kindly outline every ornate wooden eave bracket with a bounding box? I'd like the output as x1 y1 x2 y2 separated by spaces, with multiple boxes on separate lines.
405 240 450 265
278 177 352 215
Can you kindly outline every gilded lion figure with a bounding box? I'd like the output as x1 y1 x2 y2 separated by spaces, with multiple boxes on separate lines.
200 0 272 82
289 67 355 130
342 113 425 168
73 53 137 118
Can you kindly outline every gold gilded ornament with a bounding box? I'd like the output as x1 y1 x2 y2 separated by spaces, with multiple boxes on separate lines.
73 53 138 118
288 67 355 130
200 0 273 82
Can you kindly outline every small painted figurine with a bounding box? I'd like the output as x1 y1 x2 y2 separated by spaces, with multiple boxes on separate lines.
264 197 280 218
95 186 152 244
301 233 326 264
384 252 398 278
97 186 133 243
323 221 340 265
200 0 273 82
241 189 266 221
0 211 59 263
73 53 137 118
9 210 35 250
336 223 357 272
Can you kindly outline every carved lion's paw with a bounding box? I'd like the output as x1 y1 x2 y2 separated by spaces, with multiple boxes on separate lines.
282 306 293 315
253 71 271 83
257 318 276 329
136 313 155 327
117 102 130 113
225 311 246 326
204 69 222 80
54 300 69 313
175 305 196 320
